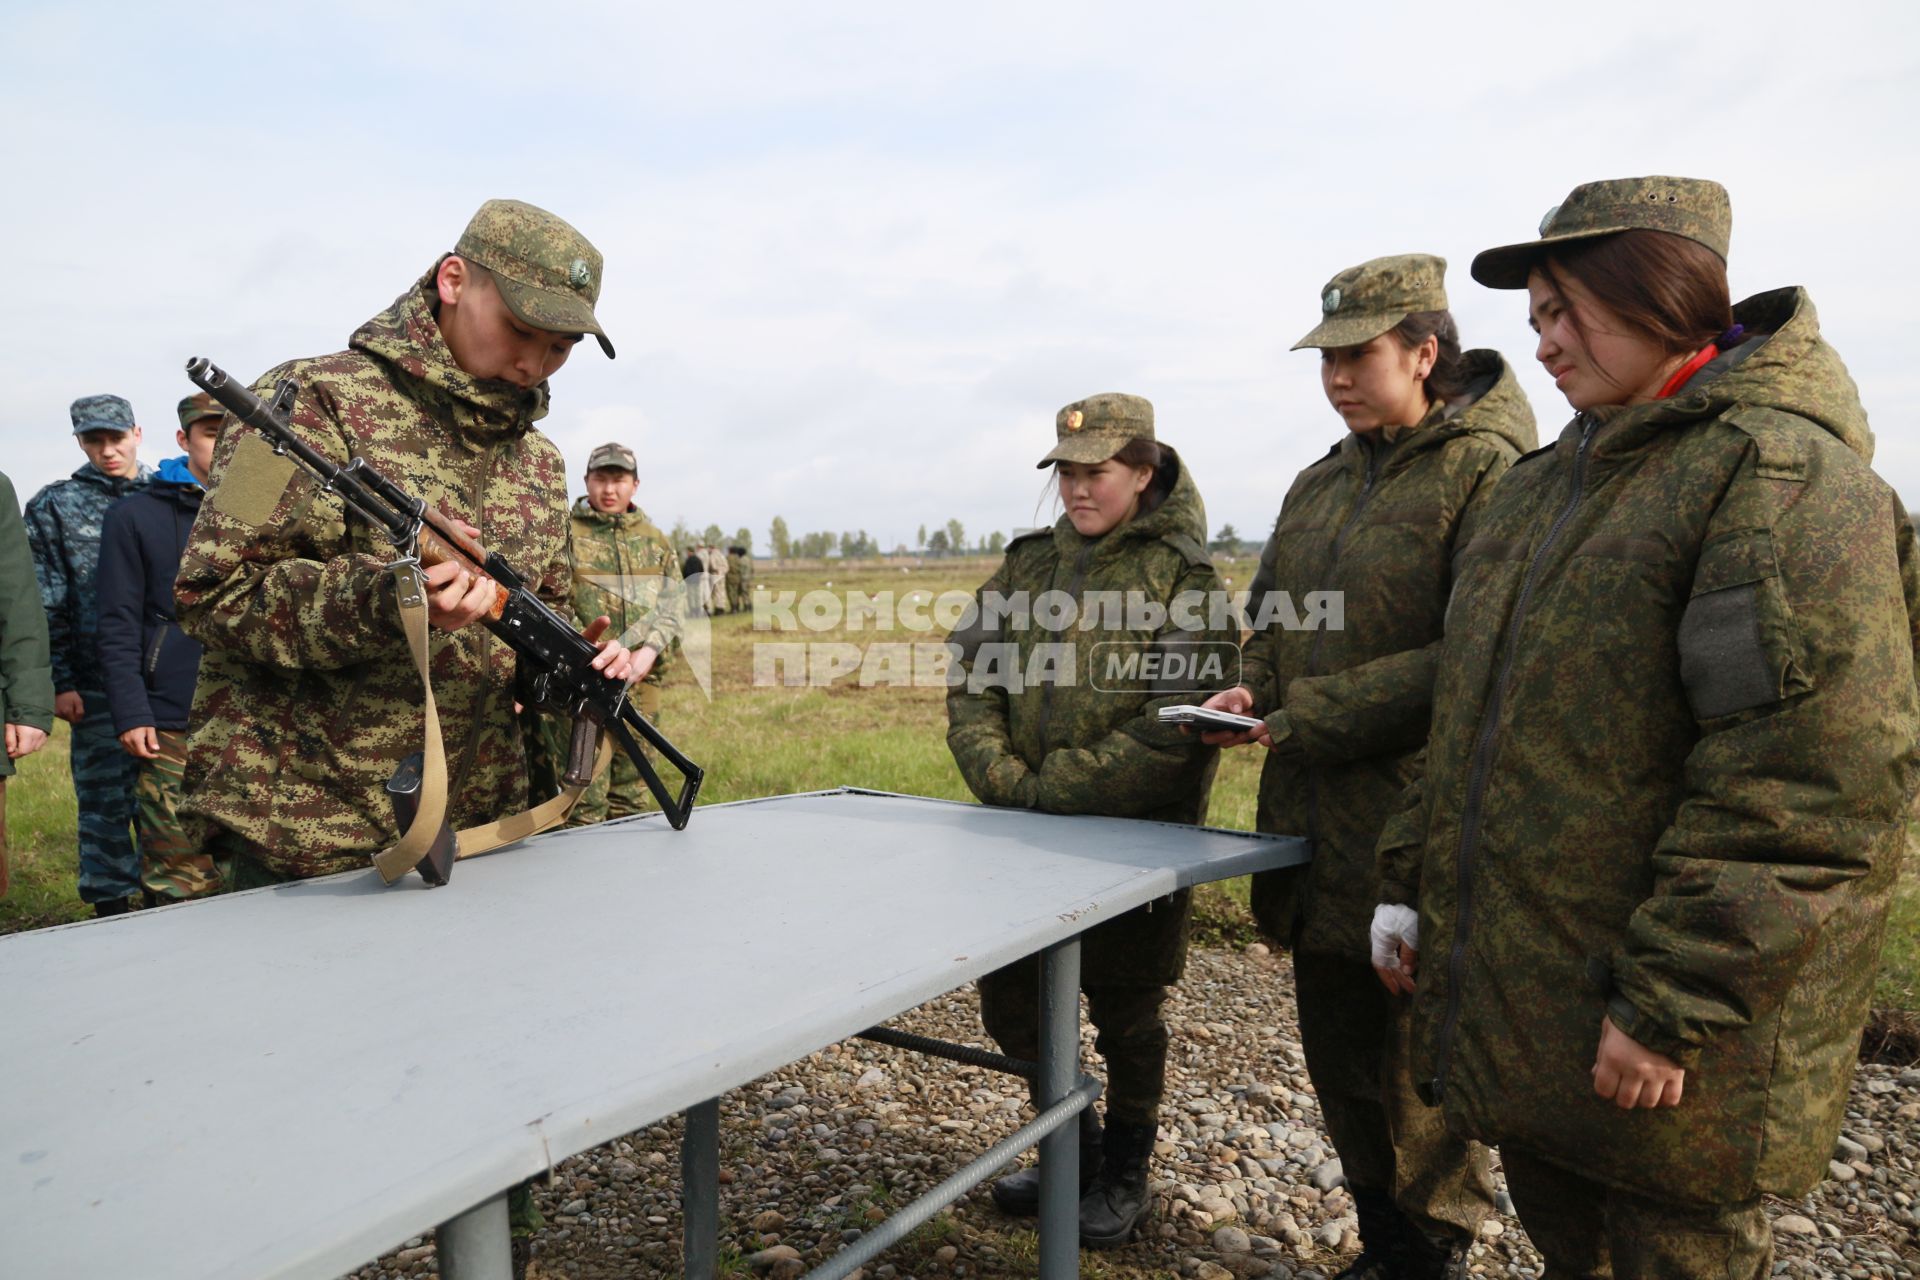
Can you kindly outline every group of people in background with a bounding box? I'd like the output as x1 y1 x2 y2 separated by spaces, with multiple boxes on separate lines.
949 175 1916 1280
0 392 223 914
680 540 754 615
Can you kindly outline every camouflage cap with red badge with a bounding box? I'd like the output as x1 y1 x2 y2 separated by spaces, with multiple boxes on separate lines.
1035 393 1155 468
1471 175 1731 289
456 199 616 358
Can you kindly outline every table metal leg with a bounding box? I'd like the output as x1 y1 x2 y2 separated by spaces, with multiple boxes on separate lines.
438 1191 512 1280
683 1096 721 1280
1036 936 1083 1280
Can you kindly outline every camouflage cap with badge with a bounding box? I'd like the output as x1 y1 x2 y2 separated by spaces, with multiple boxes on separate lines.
176 392 223 432
586 441 638 473
70 393 135 435
1291 254 1448 351
456 198 616 358
1471 175 1731 289
1036 393 1155 468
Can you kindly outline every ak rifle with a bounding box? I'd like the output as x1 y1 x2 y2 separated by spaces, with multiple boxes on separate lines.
185 357 703 880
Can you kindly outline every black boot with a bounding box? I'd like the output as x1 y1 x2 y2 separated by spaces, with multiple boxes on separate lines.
1077 1118 1156 1249
1333 1186 1403 1280
1398 1221 1472 1280
990 1105 1102 1215
93 898 131 918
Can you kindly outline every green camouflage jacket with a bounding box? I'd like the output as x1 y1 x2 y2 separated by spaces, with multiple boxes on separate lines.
1240 352 1536 956
567 497 682 682
177 268 575 878
1376 287 1919 1202
946 452 1233 983
0 470 55 776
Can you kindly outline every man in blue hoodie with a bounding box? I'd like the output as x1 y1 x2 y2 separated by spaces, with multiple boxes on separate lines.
25 395 152 916
98 393 221 903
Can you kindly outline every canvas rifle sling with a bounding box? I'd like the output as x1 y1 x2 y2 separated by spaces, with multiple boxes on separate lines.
371 563 611 885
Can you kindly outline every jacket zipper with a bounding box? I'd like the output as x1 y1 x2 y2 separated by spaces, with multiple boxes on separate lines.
445 444 500 806
1035 542 1096 754
1302 442 1383 854
1432 416 1598 1099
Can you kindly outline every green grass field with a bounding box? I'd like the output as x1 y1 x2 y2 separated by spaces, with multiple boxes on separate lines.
4 554 1914 1038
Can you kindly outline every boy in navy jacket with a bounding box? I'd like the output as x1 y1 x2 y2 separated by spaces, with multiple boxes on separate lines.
97 395 222 902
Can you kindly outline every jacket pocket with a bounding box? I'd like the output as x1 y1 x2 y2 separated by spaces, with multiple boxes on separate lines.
1678 529 1811 720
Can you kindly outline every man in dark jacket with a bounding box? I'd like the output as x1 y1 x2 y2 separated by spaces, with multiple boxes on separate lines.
25 395 152 915
97 394 222 902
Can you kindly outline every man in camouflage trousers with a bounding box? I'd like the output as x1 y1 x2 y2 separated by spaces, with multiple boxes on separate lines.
724 544 753 613
25 395 152 915
97 393 224 903
536 441 683 824
0 469 55 898
174 199 636 1277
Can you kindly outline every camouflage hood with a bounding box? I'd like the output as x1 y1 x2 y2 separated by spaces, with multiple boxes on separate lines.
1689 286 1871 459
1575 286 1872 465
570 495 654 531
349 265 550 446
1437 349 1536 454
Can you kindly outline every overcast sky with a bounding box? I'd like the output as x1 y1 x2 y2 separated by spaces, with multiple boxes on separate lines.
5 1 1916 551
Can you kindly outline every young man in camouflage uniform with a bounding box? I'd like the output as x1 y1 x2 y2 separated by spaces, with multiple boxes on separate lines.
175 200 637 1273
541 441 682 824
0 469 55 898
177 198 636 888
25 395 153 915
724 544 753 613
97 393 224 903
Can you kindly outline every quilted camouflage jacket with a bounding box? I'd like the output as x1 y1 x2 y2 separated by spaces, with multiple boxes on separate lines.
947 450 1235 983
24 459 152 694
1376 287 1919 1202
177 267 575 878
1240 351 1536 956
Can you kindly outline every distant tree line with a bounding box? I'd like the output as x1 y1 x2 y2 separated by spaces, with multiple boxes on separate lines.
761 515 1008 559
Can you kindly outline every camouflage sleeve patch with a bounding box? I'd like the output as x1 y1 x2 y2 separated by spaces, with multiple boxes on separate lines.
1678 529 1811 720
212 433 299 529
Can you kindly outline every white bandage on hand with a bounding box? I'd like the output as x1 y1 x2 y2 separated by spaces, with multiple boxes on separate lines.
1369 903 1419 972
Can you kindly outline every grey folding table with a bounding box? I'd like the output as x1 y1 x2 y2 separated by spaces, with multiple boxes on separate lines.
0 788 1307 1279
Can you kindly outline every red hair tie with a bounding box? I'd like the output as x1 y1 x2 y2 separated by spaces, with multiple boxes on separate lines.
1656 342 1720 400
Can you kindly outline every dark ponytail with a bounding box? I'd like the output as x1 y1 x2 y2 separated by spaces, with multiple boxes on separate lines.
1390 311 1471 402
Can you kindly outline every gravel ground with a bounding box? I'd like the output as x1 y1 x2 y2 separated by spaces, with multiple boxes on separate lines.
348 943 1920 1279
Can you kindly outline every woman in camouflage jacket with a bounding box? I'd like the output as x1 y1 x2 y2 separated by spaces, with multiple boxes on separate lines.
946 392 1233 1247
1372 177 1919 1277
1199 255 1535 1279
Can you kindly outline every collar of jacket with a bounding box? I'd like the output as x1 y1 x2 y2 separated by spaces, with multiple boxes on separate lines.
1555 286 1869 468
1335 347 1540 475
70 460 153 493
349 264 550 449
570 495 657 530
